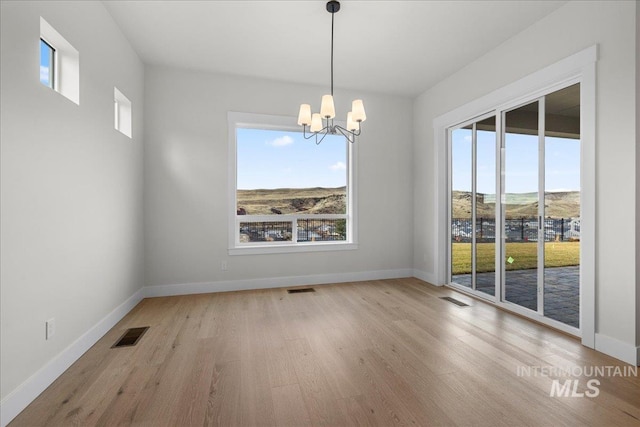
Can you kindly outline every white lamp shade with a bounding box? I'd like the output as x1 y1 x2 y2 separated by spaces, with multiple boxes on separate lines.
351 99 366 122
320 94 336 119
346 112 359 132
310 113 323 132
297 104 312 126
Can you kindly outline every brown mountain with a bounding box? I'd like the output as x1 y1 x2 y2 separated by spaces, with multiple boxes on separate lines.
237 187 346 215
452 191 580 219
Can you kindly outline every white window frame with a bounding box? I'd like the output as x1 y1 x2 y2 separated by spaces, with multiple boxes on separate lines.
39 37 55 89
433 45 596 348
40 17 79 105
114 87 132 138
227 112 358 255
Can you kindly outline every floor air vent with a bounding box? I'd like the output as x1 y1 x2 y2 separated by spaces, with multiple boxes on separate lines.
440 296 469 307
287 288 315 294
112 327 149 348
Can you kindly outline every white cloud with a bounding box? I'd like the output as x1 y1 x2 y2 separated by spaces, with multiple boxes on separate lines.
40 66 49 83
329 161 346 171
266 135 294 147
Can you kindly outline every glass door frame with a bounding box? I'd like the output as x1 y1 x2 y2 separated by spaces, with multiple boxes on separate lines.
499 96 546 317
448 111 497 296
447 81 581 338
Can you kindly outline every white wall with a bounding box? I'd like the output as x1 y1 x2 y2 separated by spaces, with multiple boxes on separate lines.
413 1 637 353
143 66 413 289
0 0 144 403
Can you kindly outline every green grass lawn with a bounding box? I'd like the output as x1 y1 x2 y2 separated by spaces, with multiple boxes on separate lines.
452 241 580 275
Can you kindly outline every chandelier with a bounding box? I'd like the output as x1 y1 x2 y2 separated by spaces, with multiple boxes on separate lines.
297 0 366 144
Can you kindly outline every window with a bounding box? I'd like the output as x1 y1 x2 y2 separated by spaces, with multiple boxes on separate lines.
40 17 79 105
114 87 132 138
39 38 55 89
228 112 357 254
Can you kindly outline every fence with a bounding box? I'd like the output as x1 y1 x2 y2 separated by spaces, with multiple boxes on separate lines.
451 217 580 242
239 218 347 243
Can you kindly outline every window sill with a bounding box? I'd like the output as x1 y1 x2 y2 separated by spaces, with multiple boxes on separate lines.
228 242 358 256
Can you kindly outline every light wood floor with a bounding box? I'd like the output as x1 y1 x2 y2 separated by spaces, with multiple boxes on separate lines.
10 278 640 426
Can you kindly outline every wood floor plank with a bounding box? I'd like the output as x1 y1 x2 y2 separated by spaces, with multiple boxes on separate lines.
271 384 312 427
9 278 640 427
238 306 277 427
202 360 242 427
335 395 381 427
170 338 218 427
285 338 347 426
306 329 364 399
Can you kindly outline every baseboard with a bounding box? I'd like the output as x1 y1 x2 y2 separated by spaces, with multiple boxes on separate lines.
143 268 414 298
412 269 439 286
0 288 145 427
594 333 639 366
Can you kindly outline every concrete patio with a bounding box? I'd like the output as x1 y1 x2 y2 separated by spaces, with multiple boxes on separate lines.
452 265 579 328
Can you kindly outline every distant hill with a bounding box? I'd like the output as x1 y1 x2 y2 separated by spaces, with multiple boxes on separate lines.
237 187 346 215
452 190 580 219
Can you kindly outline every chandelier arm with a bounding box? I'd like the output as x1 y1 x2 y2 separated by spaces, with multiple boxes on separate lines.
302 125 329 140
333 125 356 144
334 121 363 137
353 121 362 136
302 125 316 140
315 131 330 145
326 117 335 130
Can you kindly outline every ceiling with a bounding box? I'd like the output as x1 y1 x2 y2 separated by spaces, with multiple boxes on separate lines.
103 0 567 97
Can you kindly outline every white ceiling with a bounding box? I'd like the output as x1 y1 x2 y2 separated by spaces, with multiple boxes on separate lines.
103 0 567 97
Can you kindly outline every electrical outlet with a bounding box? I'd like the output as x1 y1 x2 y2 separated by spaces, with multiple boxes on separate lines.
46 318 55 340
221 261 228 271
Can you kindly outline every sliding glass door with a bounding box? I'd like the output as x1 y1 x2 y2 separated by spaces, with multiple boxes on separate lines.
475 117 496 296
449 83 581 332
451 125 473 289
450 116 496 295
542 85 581 328
503 100 540 312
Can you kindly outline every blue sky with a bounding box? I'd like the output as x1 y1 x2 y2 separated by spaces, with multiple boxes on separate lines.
237 128 347 190
40 39 53 87
452 129 580 194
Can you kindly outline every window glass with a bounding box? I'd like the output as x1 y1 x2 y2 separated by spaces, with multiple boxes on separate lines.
40 39 54 88
235 128 349 245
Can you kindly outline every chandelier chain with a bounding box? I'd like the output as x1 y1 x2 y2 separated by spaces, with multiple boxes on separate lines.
330 9 334 97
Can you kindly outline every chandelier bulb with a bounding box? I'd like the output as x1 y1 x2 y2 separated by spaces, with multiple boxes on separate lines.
346 112 359 132
297 104 312 126
320 95 336 119
310 113 323 133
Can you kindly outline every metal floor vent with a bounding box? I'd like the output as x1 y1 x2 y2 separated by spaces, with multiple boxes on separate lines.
440 296 469 307
112 327 149 348
287 288 316 294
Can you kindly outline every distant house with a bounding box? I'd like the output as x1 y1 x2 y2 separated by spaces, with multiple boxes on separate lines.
298 230 322 241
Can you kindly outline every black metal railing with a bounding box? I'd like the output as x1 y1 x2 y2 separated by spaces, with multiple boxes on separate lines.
239 218 346 243
239 221 293 242
451 217 580 242
296 218 346 242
